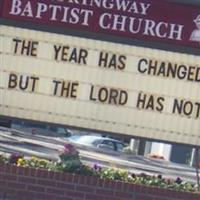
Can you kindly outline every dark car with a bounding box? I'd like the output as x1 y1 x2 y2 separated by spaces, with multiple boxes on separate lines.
11 120 73 137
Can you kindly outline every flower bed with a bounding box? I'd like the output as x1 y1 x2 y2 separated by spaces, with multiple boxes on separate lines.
0 144 199 193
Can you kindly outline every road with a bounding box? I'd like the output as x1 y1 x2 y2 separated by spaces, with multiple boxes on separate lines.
0 126 198 184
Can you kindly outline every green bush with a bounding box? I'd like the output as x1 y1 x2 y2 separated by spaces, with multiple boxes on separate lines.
0 153 9 163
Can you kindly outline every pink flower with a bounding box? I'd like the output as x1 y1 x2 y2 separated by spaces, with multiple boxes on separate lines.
59 143 78 156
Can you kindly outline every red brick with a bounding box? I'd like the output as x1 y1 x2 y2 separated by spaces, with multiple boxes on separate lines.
107 197 123 200
122 182 132 192
17 166 25 175
73 174 79 183
85 194 105 200
96 178 104 187
140 185 147 194
54 171 62 180
0 180 5 186
27 185 45 193
57 182 75 190
78 175 86 184
7 182 26 190
62 173 74 182
16 190 36 198
4 193 17 200
36 169 49 178
65 190 84 198
24 167 31 176
181 194 191 200
152 188 165 196
103 179 117 189
96 188 114 196
182 192 200 200
134 184 142 193
85 176 94 187
30 168 36 176
114 181 123 190
18 176 36 184
47 170 55 179
135 193 154 200
54 196 74 200
115 191 133 199
76 185 95 193
5 164 12 173
37 179 56 187
10 165 18 174
191 194 200 200
43 194 58 200
33 192 46 199
154 198 163 200
0 173 3 179
0 164 6 172
103 179 110 188
0 187 13 194
3 174 17 181
85 176 96 186
46 187 65 195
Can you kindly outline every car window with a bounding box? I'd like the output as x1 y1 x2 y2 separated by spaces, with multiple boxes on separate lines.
49 127 72 136
23 122 47 129
92 139 102 146
55 127 65 134
101 140 115 150
49 126 65 133
115 142 125 152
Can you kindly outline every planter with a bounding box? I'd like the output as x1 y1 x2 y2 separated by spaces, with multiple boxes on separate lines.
0 163 199 200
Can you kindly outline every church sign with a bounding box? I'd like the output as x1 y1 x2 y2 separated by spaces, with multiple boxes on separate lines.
1 0 200 49
0 25 200 146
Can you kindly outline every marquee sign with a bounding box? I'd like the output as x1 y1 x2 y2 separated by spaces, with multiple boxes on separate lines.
0 25 200 146
1 0 200 49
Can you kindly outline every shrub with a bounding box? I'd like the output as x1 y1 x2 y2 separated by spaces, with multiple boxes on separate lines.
56 143 82 173
0 153 9 163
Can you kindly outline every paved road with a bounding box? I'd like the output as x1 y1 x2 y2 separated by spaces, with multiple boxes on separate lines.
0 126 198 184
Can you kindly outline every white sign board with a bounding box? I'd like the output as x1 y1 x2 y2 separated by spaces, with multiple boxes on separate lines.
0 25 200 146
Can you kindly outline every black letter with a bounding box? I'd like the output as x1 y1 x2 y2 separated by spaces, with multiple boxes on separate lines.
89 85 96 101
12 38 22 54
138 59 148 73
172 99 183 114
137 92 146 109
156 97 165 111
54 45 62 60
8 73 18 89
53 80 61 95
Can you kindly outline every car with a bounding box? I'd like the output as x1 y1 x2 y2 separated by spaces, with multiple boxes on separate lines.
11 120 73 137
68 135 126 152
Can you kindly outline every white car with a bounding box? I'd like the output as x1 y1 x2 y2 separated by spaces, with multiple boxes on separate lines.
68 135 125 152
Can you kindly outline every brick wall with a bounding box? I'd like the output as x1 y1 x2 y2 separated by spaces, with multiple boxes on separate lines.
0 163 199 200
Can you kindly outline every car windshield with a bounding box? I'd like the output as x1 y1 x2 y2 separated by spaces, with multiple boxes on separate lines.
49 127 67 134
